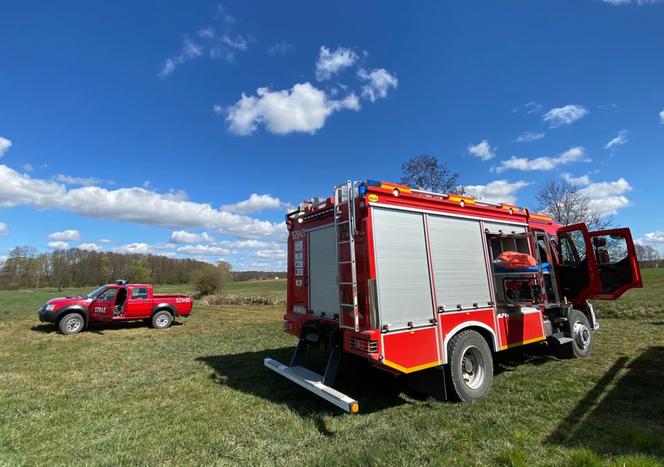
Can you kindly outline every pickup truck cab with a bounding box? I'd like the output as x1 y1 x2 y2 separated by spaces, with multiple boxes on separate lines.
38 280 193 335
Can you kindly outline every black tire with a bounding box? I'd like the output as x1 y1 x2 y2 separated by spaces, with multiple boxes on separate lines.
448 330 494 402
152 310 173 329
564 309 593 358
58 313 85 335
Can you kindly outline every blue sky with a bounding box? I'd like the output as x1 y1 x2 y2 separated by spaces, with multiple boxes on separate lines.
1 0 663 270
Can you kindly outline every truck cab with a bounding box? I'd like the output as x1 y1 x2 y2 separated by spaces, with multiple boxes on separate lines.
38 280 193 335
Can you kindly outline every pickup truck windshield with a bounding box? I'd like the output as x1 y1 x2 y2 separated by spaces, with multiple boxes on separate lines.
85 285 107 299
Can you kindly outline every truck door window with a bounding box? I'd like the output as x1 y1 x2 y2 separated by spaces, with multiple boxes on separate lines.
560 231 586 265
97 289 117 302
132 287 148 299
592 233 632 295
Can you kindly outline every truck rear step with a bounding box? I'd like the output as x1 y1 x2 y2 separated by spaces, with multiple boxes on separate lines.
264 358 359 413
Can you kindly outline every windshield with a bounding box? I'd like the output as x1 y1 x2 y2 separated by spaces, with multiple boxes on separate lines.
85 285 107 299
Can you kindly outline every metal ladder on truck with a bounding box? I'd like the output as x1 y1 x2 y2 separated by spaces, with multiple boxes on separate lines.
263 180 360 413
334 180 360 332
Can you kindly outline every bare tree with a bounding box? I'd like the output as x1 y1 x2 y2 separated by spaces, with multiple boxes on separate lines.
535 180 612 230
400 154 464 194
635 244 661 261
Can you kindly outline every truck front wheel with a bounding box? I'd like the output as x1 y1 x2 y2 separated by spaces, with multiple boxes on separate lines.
565 309 593 359
447 330 494 402
152 310 173 329
59 313 85 335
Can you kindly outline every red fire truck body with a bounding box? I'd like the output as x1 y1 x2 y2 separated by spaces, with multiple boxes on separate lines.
265 180 642 412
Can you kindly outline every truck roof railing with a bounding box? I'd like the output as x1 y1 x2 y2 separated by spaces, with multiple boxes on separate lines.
286 179 553 224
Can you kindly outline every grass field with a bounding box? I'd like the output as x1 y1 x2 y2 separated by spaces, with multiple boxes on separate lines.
1 273 663 466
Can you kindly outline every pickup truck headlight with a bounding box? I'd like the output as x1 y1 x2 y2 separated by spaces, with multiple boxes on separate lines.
44 304 55 312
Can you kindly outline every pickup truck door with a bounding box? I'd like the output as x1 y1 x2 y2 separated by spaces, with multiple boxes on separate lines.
125 286 152 318
91 287 118 322
556 224 601 304
586 228 642 300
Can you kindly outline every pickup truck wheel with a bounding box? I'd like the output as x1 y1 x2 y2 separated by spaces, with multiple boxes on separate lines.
152 310 173 329
59 313 84 335
565 309 593 359
448 330 494 402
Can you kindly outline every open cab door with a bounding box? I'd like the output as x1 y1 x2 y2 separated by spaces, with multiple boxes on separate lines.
556 224 601 304
587 228 642 300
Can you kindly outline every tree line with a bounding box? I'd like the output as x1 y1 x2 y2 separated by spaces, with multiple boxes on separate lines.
0 246 215 290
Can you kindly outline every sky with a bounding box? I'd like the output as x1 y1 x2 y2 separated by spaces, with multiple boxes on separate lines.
1 0 663 271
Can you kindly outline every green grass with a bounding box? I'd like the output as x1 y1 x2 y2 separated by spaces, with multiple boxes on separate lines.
0 275 663 465
593 269 664 320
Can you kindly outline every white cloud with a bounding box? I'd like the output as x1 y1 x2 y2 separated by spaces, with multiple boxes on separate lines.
177 244 231 256
47 241 69 250
220 239 282 250
0 137 11 157
315 46 358 81
603 0 662 5
53 174 111 186
659 108 664 124
268 41 294 56
515 131 545 143
48 229 81 241
23 163 34 172
256 249 287 260
579 177 632 216
115 243 152 255
562 172 591 187
159 11 249 78
605 130 629 150
225 82 359 135
467 139 496 161
78 242 102 252
494 146 588 173
170 230 214 244
543 105 589 127
222 193 284 214
463 180 529 204
637 231 664 249
0 222 8 236
100 238 113 244
357 68 398 102
0 165 284 239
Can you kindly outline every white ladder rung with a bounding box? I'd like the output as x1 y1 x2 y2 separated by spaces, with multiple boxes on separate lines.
337 240 350 245
340 304 356 308
338 261 352 265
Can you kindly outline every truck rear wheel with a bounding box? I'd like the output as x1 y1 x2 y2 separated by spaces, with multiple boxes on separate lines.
565 309 593 359
59 313 84 335
448 330 494 402
152 310 173 329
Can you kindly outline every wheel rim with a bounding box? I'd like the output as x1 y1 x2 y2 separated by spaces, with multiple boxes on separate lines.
156 314 169 327
573 321 590 349
461 346 485 390
67 317 82 333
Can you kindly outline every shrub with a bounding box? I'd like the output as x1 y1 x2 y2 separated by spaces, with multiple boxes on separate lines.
191 264 227 296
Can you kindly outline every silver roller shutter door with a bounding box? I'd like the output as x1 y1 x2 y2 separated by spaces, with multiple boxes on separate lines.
428 215 492 311
308 225 339 317
372 208 434 330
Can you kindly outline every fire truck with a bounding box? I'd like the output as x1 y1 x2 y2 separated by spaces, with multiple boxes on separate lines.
265 180 642 413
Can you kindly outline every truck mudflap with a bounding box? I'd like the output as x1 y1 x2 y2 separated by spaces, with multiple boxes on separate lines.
264 358 359 414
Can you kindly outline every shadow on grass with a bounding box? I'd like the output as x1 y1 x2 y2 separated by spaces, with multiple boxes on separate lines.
197 347 413 430
31 320 183 335
548 346 664 460
493 341 559 375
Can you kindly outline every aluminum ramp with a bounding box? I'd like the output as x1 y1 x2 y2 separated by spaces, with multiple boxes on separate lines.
264 358 359 413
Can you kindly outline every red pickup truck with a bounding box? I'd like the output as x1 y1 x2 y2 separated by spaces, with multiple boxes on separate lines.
38 280 193 335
